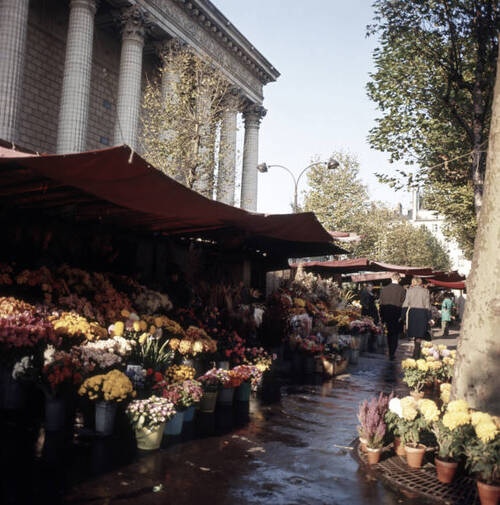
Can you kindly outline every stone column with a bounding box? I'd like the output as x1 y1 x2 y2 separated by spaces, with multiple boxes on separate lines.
0 0 30 144
56 0 98 154
113 6 147 150
240 104 266 211
192 81 214 198
157 38 182 101
216 88 240 205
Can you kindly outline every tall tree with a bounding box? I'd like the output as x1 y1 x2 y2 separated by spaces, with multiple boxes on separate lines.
367 0 500 256
303 151 451 269
453 44 500 414
140 45 234 197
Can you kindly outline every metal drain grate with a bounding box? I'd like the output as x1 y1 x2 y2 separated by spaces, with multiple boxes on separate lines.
353 442 479 505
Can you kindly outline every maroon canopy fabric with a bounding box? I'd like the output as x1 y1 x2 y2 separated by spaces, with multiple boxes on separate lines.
427 279 466 290
294 257 433 276
0 145 345 257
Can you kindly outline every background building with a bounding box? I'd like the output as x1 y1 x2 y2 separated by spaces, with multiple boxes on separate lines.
0 0 279 210
405 190 471 275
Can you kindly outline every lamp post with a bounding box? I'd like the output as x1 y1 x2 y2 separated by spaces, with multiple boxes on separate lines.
257 158 339 213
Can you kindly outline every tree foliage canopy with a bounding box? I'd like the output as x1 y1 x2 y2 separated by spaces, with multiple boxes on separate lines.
367 0 500 258
140 44 234 198
303 151 451 271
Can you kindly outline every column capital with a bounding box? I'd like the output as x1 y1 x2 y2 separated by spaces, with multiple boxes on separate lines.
115 6 150 43
223 87 242 112
154 38 186 61
70 0 99 14
243 104 267 127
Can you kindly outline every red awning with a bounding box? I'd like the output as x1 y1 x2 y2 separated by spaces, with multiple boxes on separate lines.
0 145 346 258
427 279 466 290
294 258 434 276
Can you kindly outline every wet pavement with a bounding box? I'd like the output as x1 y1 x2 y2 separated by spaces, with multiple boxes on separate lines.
1 338 459 505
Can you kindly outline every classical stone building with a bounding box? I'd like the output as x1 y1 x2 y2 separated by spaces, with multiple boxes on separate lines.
0 0 279 210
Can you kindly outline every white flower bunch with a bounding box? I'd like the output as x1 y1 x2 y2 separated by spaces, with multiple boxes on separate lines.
133 289 173 315
126 395 176 429
12 355 34 380
75 345 122 372
388 397 403 418
83 336 134 357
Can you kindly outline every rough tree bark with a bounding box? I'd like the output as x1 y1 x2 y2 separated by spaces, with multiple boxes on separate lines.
453 42 500 415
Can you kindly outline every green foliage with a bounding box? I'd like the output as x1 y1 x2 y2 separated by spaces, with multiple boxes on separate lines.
433 421 472 461
130 339 174 372
303 151 451 269
367 0 500 257
464 435 500 484
400 416 427 446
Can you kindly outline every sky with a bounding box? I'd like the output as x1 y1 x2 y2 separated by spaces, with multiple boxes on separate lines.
212 0 411 215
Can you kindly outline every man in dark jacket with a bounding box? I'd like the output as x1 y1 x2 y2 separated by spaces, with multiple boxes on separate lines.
379 273 406 360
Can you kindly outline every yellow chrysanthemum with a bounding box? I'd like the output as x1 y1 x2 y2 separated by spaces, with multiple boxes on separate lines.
114 321 124 337
471 411 494 427
417 359 429 372
438 345 447 351
138 332 148 345
442 411 470 430
402 358 417 369
450 350 456 358
168 338 180 351
426 355 435 362
422 341 432 348
401 396 418 421
133 321 141 332
121 309 130 318
440 383 452 404
139 320 148 331
421 348 430 356
418 399 440 423
475 421 499 443
447 399 469 413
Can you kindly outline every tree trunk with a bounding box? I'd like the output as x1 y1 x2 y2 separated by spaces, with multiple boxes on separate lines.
452 44 500 415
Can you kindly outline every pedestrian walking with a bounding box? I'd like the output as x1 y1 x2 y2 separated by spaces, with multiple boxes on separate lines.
402 277 434 358
441 291 454 337
360 284 379 324
379 273 406 361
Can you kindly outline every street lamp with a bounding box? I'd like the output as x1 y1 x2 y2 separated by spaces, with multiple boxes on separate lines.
257 157 339 213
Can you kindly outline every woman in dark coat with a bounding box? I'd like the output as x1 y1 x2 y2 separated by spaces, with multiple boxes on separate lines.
402 277 433 358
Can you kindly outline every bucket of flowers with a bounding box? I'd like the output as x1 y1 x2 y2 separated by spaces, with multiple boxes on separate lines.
232 365 260 402
217 369 243 405
41 348 84 432
158 382 186 435
179 379 203 422
126 395 175 451
298 336 324 374
197 368 223 413
78 369 135 436
431 399 471 483
464 409 500 505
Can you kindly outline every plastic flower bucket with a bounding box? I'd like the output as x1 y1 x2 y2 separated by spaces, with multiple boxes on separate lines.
164 411 184 435
95 401 117 436
349 349 360 365
236 381 251 402
217 387 235 405
45 395 67 432
217 361 230 370
199 391 218 413
183 405 196 422
135 423 165 450
1 366 26 410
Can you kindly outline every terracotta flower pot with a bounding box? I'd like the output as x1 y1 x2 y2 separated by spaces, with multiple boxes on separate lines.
359 437 368 453
404 444 426 468
477 481 500 505
366 447 382 465
394 437 406 457
435 457 458 484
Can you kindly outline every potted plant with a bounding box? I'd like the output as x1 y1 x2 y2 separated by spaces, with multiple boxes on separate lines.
401 359 427 399
126 395 176 450
78 369 135 436
431 399 471 483
385 397 406 457
357 392 392 464
464 410 500 505
398 396 428 468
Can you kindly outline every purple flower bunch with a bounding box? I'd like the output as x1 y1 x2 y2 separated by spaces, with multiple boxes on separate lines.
198 368 230 391
358 392 393 449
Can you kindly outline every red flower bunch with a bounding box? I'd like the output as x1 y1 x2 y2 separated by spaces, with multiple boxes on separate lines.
43 351 83 394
